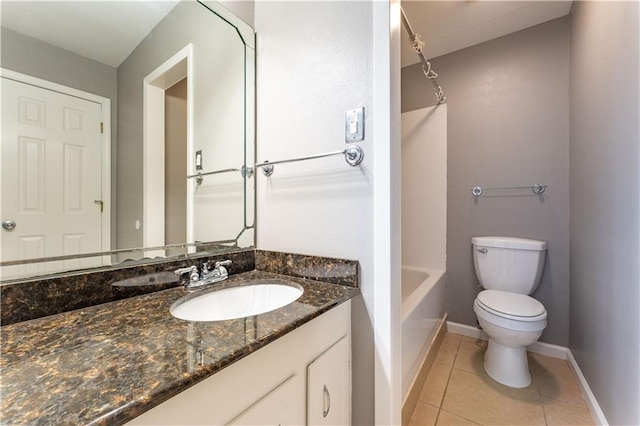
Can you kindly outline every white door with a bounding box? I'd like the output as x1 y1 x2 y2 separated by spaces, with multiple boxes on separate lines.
1 77 104 274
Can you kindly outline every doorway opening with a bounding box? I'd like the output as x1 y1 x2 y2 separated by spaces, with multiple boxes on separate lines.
142 44 193 254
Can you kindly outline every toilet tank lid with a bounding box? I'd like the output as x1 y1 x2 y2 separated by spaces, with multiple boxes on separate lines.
472 236 547 251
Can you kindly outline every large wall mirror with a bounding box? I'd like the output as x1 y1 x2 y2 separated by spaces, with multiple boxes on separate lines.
0 0 256 281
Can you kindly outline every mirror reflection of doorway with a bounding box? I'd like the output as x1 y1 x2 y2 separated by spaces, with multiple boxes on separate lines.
1 72 110 276
165 77 187 256
142 44 192 255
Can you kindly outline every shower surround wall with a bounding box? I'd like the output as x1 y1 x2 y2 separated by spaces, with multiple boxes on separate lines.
402 105 447 271
402 18 571 346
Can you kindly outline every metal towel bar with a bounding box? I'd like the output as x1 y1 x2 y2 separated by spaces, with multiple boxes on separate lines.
255 145 364 176
471 184 547 197
186 146 365 181
187 168 241 185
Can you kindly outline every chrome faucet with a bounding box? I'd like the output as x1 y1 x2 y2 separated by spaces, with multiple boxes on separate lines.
174 260 232 290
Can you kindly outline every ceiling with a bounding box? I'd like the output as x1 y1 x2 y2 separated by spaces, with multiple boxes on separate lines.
2 1 572 70
401 0 573 68
1 1 180 68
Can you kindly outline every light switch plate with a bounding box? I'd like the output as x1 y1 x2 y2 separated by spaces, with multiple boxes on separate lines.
195 150 203 170
345 107 364 142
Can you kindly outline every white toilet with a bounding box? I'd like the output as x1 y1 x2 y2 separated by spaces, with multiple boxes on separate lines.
472 236 548 388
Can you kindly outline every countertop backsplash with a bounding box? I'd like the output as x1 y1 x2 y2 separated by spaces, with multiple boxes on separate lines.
0 249 358 325
0 250 256 326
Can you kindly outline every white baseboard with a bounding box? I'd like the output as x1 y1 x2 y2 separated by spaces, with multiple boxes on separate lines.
445 321 488 340
446 321 608 425
528 341 568 360
566 351 609 426
446 321 567 359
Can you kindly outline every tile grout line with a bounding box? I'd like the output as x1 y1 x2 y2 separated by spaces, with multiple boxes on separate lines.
436 335 464 422
439 408 484 426
450 334 542 425
538 375 550 426
440 335 488 426
410 334 461 425
436 336 458 407
530 359 549 425
433 333 592 426
541 393 590 409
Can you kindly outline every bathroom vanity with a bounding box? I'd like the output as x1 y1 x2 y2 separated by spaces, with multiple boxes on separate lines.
0 256 359 425
0 2 360 423
128 295 351 425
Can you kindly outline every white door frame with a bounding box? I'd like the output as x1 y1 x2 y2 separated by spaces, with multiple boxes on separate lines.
0 68 112 254
142 44 193 251
372 1 402 424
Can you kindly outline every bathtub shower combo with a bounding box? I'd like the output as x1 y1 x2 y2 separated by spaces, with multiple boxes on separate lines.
400 7 448 406
400 102 448 404
401 266 446 399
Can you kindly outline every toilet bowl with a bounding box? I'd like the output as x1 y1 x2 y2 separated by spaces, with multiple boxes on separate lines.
474 290 547 388
471 236 548 388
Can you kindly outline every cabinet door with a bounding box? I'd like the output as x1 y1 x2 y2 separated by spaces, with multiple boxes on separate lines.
307 335 350 425
228 374 304 426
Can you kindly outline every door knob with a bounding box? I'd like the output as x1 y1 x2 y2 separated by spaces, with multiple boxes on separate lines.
2 220 16 231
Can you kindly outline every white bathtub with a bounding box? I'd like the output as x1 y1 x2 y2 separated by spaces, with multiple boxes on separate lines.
401 266 446 400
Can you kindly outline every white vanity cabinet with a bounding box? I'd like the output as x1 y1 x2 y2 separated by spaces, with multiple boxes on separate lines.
127 301 351 426
307 335 351 425
228 374 304 425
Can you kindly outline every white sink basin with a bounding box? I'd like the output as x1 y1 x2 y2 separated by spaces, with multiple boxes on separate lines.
170 283 304 322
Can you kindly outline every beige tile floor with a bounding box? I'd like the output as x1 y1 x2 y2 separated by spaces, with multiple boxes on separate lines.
408 333 595 426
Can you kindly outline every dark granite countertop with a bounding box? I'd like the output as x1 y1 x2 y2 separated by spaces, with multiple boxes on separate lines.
0 270 359 425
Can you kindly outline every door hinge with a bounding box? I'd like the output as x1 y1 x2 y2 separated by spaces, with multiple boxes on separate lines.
100 122 104 134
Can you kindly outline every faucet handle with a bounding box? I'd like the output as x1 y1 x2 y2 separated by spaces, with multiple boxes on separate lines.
214 260 232 269
204 259 232 270
174 265 199 283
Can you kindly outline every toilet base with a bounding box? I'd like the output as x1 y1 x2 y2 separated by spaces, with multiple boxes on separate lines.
484 339 531 388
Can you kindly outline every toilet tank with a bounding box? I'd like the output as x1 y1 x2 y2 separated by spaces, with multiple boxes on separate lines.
472 236 547 295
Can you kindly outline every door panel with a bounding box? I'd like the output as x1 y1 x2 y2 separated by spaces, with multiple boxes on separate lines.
2 77 104 275
18 136 45 212
307 335 351 425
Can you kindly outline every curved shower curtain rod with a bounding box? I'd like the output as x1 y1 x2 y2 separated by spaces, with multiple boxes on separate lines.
400 7 447 105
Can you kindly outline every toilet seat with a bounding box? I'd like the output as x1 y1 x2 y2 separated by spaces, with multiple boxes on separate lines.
474 299 547 333
476 290 546 321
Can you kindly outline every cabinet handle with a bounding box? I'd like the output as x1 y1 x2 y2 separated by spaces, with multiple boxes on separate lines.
322 384 331 418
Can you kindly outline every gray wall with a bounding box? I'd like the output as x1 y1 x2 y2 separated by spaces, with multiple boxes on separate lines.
402 18 571 346
116 1 248 249
569 2 640 424
218 0 254 28
165 78 187 246
1 27 118 244
1 27 117 101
